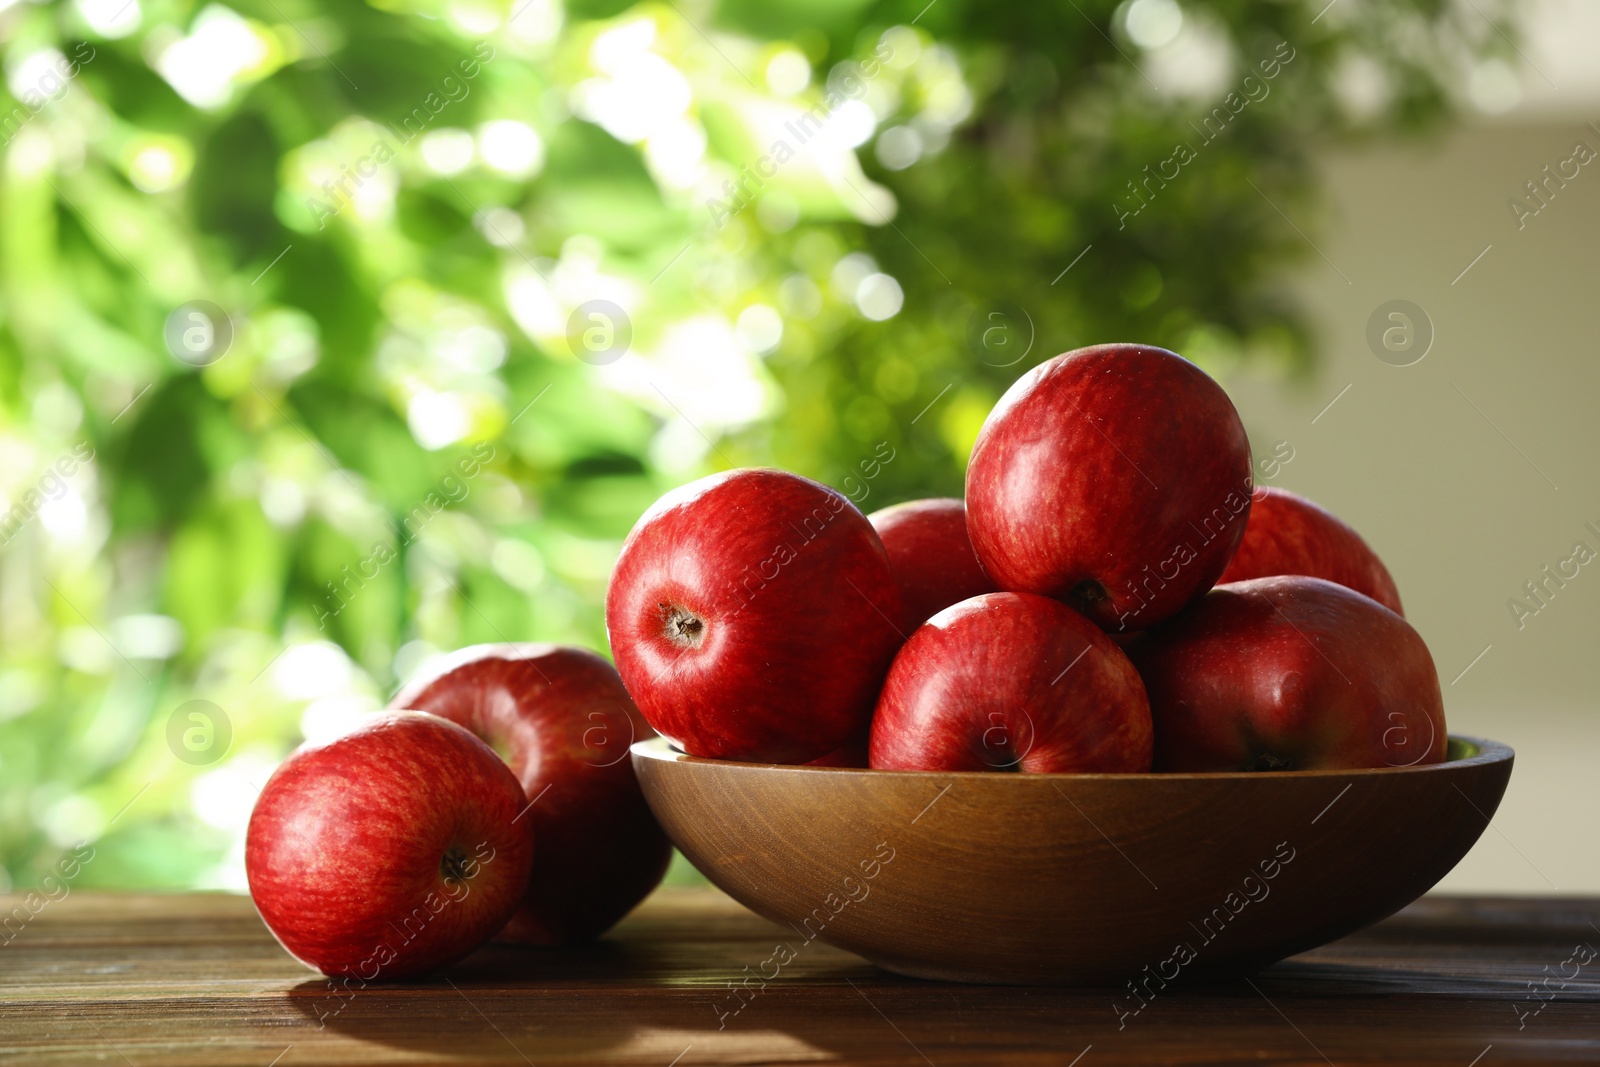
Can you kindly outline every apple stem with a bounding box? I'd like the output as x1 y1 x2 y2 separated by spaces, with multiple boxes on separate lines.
1068 580 1108 611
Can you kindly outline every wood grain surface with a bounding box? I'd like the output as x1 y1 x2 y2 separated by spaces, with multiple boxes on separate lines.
1 889 1597 1065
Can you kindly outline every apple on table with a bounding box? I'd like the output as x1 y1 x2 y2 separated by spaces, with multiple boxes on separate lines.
391 643 673 945
246 712 534 979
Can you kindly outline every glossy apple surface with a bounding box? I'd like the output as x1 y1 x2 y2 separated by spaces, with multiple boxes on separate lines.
1131 576 1446 772
390 644 671 945
1218 485 1404 615
966 344 1253 632
606 467 903 763
869 592 1153 773
246 712 533 979
868 497 997 631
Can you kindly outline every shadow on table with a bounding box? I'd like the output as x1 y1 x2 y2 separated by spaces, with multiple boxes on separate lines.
276 898 1600 1064
280 937 1132 1062
286 949 1421 1062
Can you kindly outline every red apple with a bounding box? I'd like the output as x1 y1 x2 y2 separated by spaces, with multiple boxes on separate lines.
869 592 1153 773
1218 486 1404 615
868 497 998 630
966 344 1253 632
389 644 672 945
606 468 903 763
1130 576 1446 772
246 712 534 978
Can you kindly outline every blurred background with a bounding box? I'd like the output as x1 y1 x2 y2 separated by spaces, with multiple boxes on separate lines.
0 0 1593 895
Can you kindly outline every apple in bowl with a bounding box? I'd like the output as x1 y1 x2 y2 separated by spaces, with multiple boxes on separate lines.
966 343 1253 633
869 592 1152 773
605 467 903 764
868 498 997 631
1131 575 1445 771
1218 486 1404 614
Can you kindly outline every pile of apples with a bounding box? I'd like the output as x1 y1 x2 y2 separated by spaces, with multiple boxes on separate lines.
245 343 1446 981
608 342 1444 775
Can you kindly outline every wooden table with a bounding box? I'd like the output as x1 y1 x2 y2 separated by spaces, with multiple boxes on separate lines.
2 889 1597 1065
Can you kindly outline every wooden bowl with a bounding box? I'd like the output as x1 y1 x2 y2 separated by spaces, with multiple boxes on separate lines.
632 735 1512 985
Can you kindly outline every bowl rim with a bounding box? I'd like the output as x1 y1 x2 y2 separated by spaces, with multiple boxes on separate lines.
630 733 1512 780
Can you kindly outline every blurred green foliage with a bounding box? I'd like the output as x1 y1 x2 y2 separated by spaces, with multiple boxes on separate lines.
0 0 1509 890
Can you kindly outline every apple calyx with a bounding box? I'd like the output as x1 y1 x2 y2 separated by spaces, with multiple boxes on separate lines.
660 603 706 649
440 843 480 886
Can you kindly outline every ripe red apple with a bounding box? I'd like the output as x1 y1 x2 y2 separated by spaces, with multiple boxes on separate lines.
869 592 1153 773
966 344 1253 632
389 644 672 945
1218 486 1404 615
868 497 998 630
606 468 903 763
246 712 533 978
1130 576 1446 772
